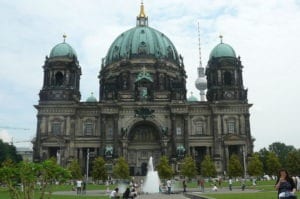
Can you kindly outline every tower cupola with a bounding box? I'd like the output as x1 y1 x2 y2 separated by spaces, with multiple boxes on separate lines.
39 35 82 102
206 36 247 102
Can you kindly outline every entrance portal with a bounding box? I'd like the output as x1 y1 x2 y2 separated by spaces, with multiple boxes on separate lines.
127 122 162 176
141 162 147 176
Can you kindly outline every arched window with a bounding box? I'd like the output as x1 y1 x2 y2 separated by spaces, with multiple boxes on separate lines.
224 71 232 86
55 71 64 86
227 120 236 134
84 119 94 136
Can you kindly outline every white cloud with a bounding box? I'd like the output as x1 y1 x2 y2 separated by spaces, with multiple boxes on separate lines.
0 130 11 143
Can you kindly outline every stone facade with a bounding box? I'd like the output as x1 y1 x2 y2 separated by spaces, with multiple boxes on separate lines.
33 5 253 176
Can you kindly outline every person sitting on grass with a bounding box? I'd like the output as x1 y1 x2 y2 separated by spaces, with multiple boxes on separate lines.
110 187 120 199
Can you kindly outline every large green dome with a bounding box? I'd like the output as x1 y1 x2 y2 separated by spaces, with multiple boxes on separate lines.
50 42 77 59
209 42 236 59
105 25 180 66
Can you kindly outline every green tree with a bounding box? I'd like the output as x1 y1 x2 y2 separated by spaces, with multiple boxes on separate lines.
228 154 243 177
258 147 269 174
266 151 281 176
113 157 129 179
68 159 82 180
200 155 216 177
0 159 21 199
0 139 22 164
156 156 173 180
92 157 107 183
181 156 197 179
247 153 263 177
269 142 295 168
38 158 71 199
0 158 70 199
286 149 300 176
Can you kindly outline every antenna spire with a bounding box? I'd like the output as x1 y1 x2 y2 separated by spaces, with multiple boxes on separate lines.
197 22 202 68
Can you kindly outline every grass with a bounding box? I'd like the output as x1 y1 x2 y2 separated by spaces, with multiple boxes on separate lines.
200 180 300 199
1 180 299 199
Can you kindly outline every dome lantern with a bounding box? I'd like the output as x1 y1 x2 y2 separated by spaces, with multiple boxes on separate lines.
136 2 148 27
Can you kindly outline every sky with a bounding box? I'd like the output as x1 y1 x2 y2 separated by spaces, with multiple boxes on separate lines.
0 0 300 151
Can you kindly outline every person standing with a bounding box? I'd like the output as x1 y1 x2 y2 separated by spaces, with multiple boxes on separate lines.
200 179 205 192
229 178 232 191
275 169 296 199
76 179 82 195
167 179 172 194
183 180 187 193
241 178 245 191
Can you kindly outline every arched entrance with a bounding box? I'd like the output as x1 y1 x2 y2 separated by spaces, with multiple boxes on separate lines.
127 122 162 176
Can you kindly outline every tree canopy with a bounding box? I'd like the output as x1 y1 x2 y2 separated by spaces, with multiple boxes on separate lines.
92 157 107 182
0 139 22 164
180 155 197 179
200 155 216 177
247 153 263 177
156 156 173 180
113 157 129 179
228 154 243 178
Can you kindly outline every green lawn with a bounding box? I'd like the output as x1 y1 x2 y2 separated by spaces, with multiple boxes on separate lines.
201 180 300 199
1 180 299 199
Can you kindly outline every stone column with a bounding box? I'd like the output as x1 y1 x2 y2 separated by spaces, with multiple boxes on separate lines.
100 116 106 156
113 116 119 157
171 115 176 157
66 116 70 135
225 146 229 171
206 146 209 156
79 148 84 169
183 115 189 154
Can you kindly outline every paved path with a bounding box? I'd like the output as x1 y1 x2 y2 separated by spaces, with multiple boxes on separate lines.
53 190 189 198
53 187 259 198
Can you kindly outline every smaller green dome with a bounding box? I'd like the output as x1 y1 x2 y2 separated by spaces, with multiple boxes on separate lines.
187 93 198 102
209 43 236 59
86 93 97 102
50 42 77 58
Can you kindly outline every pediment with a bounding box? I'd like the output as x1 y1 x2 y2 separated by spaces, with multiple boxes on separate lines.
223 134 243 141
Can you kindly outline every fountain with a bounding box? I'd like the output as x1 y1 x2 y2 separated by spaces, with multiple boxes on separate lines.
143 157 160 193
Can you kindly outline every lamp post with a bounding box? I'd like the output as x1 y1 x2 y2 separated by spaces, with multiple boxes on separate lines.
86 148 90 182
243 145 247 178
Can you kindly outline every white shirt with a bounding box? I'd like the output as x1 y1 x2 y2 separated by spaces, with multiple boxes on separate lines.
110 190 117 198
76 180 82 188
167 180 171 187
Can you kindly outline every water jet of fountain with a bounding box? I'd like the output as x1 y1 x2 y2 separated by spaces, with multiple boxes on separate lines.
142 156 160 193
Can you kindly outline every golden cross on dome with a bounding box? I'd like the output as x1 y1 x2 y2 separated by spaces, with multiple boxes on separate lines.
63 34 67 43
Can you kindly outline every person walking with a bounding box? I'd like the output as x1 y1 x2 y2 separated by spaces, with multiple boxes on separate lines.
229 178 232 191
183 180 187 193
167 179 172 194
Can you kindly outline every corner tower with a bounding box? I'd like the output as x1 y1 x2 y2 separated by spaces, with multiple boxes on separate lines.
206 36 247 102
39 35 81 102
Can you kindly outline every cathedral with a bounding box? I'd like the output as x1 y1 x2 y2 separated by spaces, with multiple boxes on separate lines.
33 3 253 176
